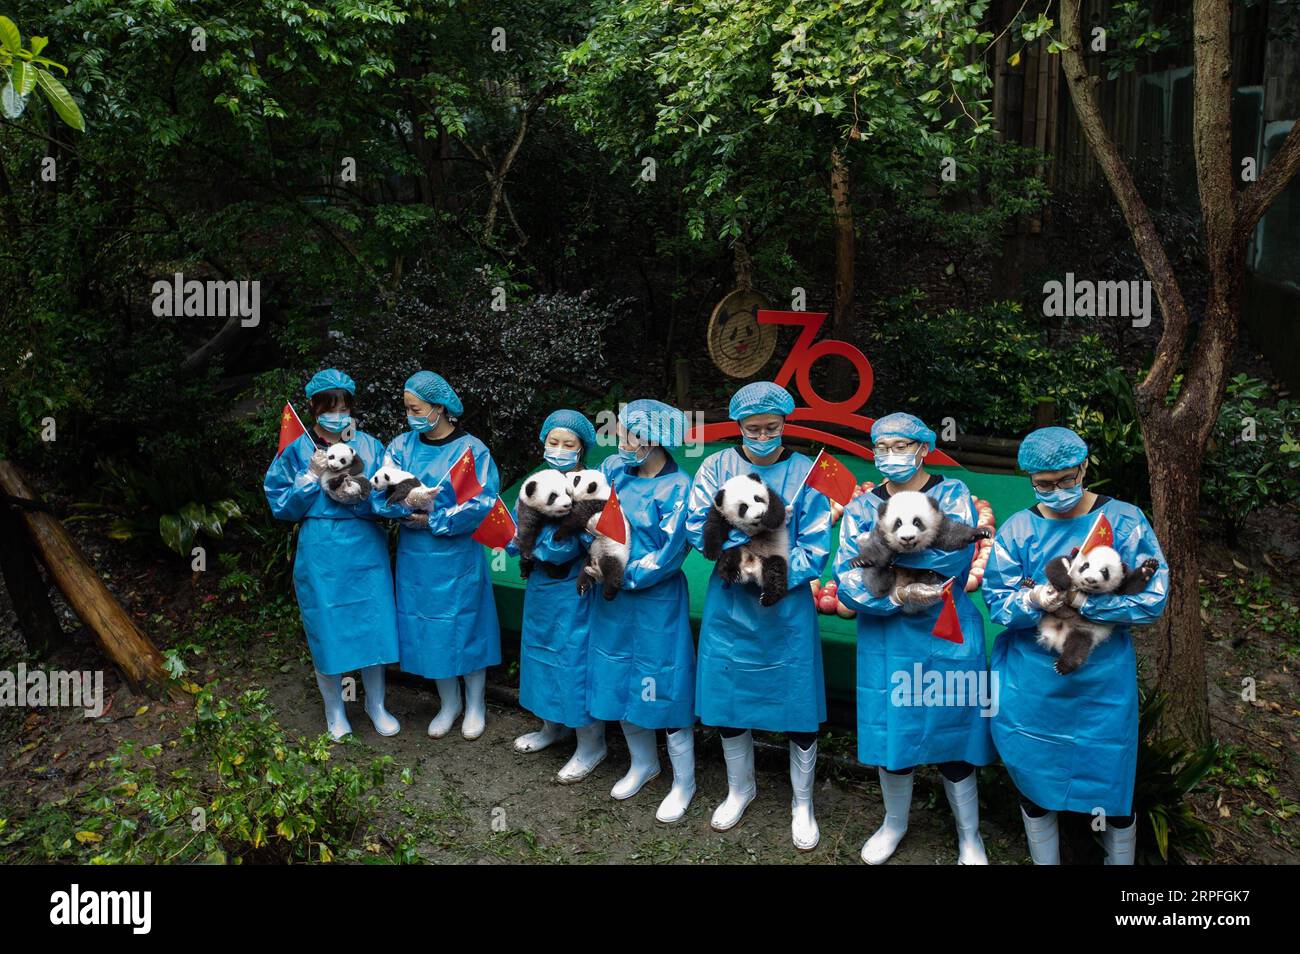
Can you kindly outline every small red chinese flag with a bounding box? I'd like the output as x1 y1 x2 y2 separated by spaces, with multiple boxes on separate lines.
1079 512 1114 554
472 497 517 549
805 449 857 506
931 578 964 644
447 447 483 504
594 486 627 545
276 402 307 457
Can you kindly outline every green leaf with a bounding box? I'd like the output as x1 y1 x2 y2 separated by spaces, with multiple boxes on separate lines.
12 60 35 96
1 79 25 119
28 36 47 57
0 16 19 54
34 67 84 131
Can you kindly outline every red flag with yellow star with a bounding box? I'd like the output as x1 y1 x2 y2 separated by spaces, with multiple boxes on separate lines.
446 446 483 504
594 486 627 545
804 449 856 505
1078 513 1115 554
930 578 964 644
276 402 307 457
472 497 516 549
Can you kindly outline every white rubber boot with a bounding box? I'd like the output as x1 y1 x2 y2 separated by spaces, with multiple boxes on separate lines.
656 728 696 823
461 669 487 740
942 772 989 865
1102 818 1138 865
514 720 571 753
789 740 820 852
314 670 352 741
558 720 607 784
710 731 756 832
861 768 912 864
610 721 661 799
359 665 400 737
1021 806 1061 865
427 677 462 738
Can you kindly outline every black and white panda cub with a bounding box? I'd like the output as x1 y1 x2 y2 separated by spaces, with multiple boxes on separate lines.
1038 546 1160 674
369 464 438 510
553 469 630 600
321 443 368 504
513 469 573 579
849 490 991 609
703 473 790 607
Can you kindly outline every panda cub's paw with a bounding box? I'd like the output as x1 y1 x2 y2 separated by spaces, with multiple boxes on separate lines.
1137 558 1160 581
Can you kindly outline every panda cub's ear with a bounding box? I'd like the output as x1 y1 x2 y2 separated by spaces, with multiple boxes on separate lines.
745 473 762 484
524 479 537 499
876 499 890 519
713 487 728 509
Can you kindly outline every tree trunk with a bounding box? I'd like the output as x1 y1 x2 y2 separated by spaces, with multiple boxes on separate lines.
0 461 177 698
829 146 855 399
0 501 65 654
1142 414 1211 743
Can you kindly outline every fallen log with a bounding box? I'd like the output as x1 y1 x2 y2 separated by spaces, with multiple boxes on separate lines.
0 459 177 698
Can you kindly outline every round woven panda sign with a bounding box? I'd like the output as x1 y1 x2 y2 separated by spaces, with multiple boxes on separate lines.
707 288 776 379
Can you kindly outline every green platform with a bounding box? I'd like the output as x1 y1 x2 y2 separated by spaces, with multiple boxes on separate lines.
489 443 1036 703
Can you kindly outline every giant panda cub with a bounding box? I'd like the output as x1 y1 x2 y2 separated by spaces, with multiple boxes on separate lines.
321 443 368 505
370 463 438 510
848 490 991 610
553 469 629 600
513 469 573 579
1037 546 1160 674
703 473 790 607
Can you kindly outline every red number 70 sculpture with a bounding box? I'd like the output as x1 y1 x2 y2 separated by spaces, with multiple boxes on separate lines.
686 309 959 466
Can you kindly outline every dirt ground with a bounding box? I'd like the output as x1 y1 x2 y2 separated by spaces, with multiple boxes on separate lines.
1 496 1297 864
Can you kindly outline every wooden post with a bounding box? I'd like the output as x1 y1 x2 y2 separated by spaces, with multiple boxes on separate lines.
674 358 691 410
0 500 65 654
0 460 177 698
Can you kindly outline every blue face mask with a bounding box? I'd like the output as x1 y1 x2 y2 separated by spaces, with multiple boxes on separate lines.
617 444 650 466
316 412 353 434
408 411 441 434
876 452 920 483
742 435 782 457
1035 484 1085 513
543 448 580 471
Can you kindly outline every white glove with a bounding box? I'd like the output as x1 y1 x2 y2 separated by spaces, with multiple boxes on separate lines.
1068 589 1088 610
1029 584 1065 612
895 582 943 611
401 512 430 530
306 449 329 481
403 485 438 510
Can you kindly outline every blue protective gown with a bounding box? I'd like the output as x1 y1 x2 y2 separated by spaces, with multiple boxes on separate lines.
377 428 502 679
832 476 994 770
685 446 833 733
586 454 696 728
982 497 1169 816
508 487 595 728
263 430 399 676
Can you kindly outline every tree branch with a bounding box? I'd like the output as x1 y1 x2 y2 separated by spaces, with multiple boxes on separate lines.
1058 0 1189 414
1237 122 1300 241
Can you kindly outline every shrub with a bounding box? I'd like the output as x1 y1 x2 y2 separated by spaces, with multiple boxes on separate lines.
868 295 1116 437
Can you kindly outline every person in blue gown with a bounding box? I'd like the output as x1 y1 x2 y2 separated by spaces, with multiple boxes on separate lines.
263 368 401 741
587 399 697 823
685 381 832 851
983 426 1169 865
832 412 994 865
508 409 608 783
377 371 502 741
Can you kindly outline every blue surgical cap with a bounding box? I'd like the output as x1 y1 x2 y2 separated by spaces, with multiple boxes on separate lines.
728 381 795 421
1018 426 1089 473
305 368 355 398
621 399 687 449
871 412 937 451
539 409 597 451
404 371 463 417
